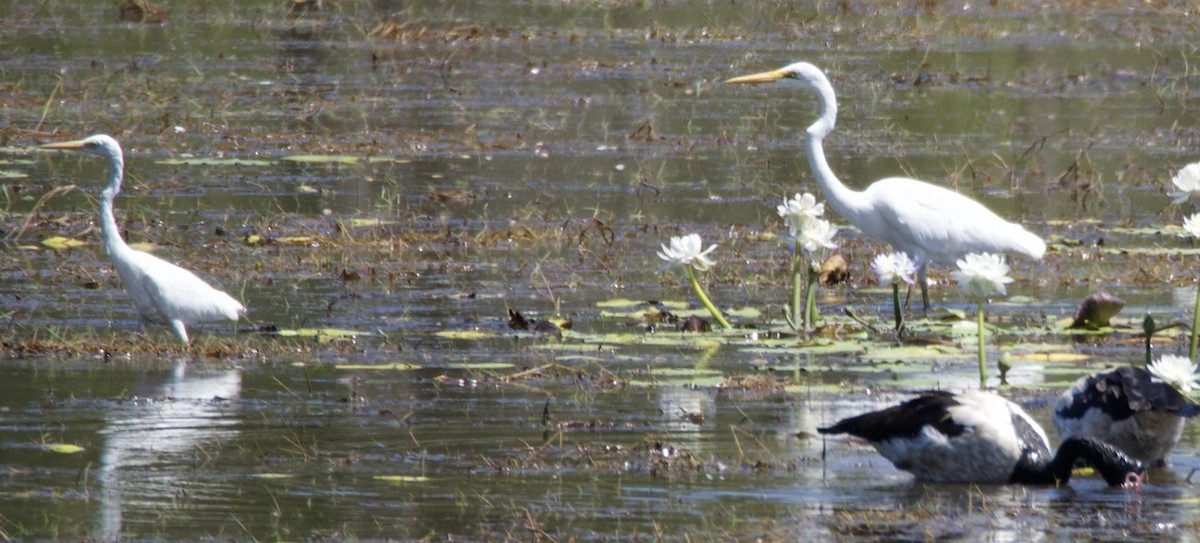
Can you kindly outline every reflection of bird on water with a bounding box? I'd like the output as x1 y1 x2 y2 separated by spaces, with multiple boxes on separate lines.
1054 365 1200 467
726 62 1046 310
98 361 242 538
819 390 1143 486
41 135 245 343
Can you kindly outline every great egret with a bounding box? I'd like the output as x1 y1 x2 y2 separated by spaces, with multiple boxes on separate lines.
1054 365 1200 467
727 62 1046 310
41 135 246 343
819 390 1144 486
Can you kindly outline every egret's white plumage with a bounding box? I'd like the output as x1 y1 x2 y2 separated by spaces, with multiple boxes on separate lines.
819 390 1144 486
41 135 245 343
727 62 1046 309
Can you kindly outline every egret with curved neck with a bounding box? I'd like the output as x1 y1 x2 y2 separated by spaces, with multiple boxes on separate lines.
41 135 246 343
727 62 1045 310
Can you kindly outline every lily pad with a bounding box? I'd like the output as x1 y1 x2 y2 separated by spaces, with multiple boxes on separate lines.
275 236 317 245
44 443 85 454
275 328 370 338
282 154 359 164
596 298 653 309
434 330 496 340
373 475 431 483
252 473 295 479
0 170 28 179
333 363 421 371
41 236 85 250
156 157 272 166
348 218 397 228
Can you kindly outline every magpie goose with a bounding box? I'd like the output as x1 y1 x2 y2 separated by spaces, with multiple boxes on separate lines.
820 390 1144 486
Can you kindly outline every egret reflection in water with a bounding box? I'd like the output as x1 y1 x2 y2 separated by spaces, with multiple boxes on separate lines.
97 362 241 539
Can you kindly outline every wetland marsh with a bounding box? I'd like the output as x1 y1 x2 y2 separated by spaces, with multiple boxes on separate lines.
3 1 1200 540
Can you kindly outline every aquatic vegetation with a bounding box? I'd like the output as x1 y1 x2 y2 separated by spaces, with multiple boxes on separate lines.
1184 212 1200 358
656 233 731 330
951 253 1013 385
1169 163 1200 205
871 251 916 331
1147 354 1200 395
775 193 838 331
7 1 1200 540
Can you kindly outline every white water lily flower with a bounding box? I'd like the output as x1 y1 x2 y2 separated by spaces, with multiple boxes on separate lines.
1183 213 1200 239
777 193 825 235
797 218 839 253
872 252 917 286
1169 163 1200 205
656 233 717 272
951 252 1014 298
1148 354 1200 393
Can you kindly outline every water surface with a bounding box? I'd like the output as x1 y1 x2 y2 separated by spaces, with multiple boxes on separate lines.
2 1 1200 540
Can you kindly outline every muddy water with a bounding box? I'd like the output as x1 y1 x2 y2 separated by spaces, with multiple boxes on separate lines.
3 1 1200 540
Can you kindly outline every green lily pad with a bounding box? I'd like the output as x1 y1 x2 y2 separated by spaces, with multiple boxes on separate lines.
373 475 431 483
282 154 359 164
447 362 515 370
252 473 295 479
861 344 963 362
333 363 421 371
348 218 397 228
1103 226 1174 236
41 236 85 250
435 330 496 340
44 443 85 454
0 170 28 179
275 328 370 338
275 236 317 245
156 157 272 166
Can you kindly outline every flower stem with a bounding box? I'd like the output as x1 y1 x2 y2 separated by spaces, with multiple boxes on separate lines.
804 265 819 329
1191 280 1200 360
891 283 903 331
687 266 732 330
976 299 987 386
788 241 803 331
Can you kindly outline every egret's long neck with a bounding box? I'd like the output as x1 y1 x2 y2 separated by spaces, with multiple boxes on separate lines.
98 157 132 259
804 79 868 219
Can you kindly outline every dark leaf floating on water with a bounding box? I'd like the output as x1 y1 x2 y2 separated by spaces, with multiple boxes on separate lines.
118 0 168 23
507 308 563 340
1069 291 1125 329
531 320 563 340
678 315 711 333
644 310 679 326
507 308 529 330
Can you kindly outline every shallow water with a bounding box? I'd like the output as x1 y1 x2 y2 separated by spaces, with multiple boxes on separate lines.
3 1 1200 540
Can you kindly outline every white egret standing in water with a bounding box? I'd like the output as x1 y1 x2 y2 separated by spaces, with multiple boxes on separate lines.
726 62 1046 310
41 135 245 343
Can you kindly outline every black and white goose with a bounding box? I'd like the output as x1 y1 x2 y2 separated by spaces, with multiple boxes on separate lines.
1054 362 1200 467
819 390 1144 486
